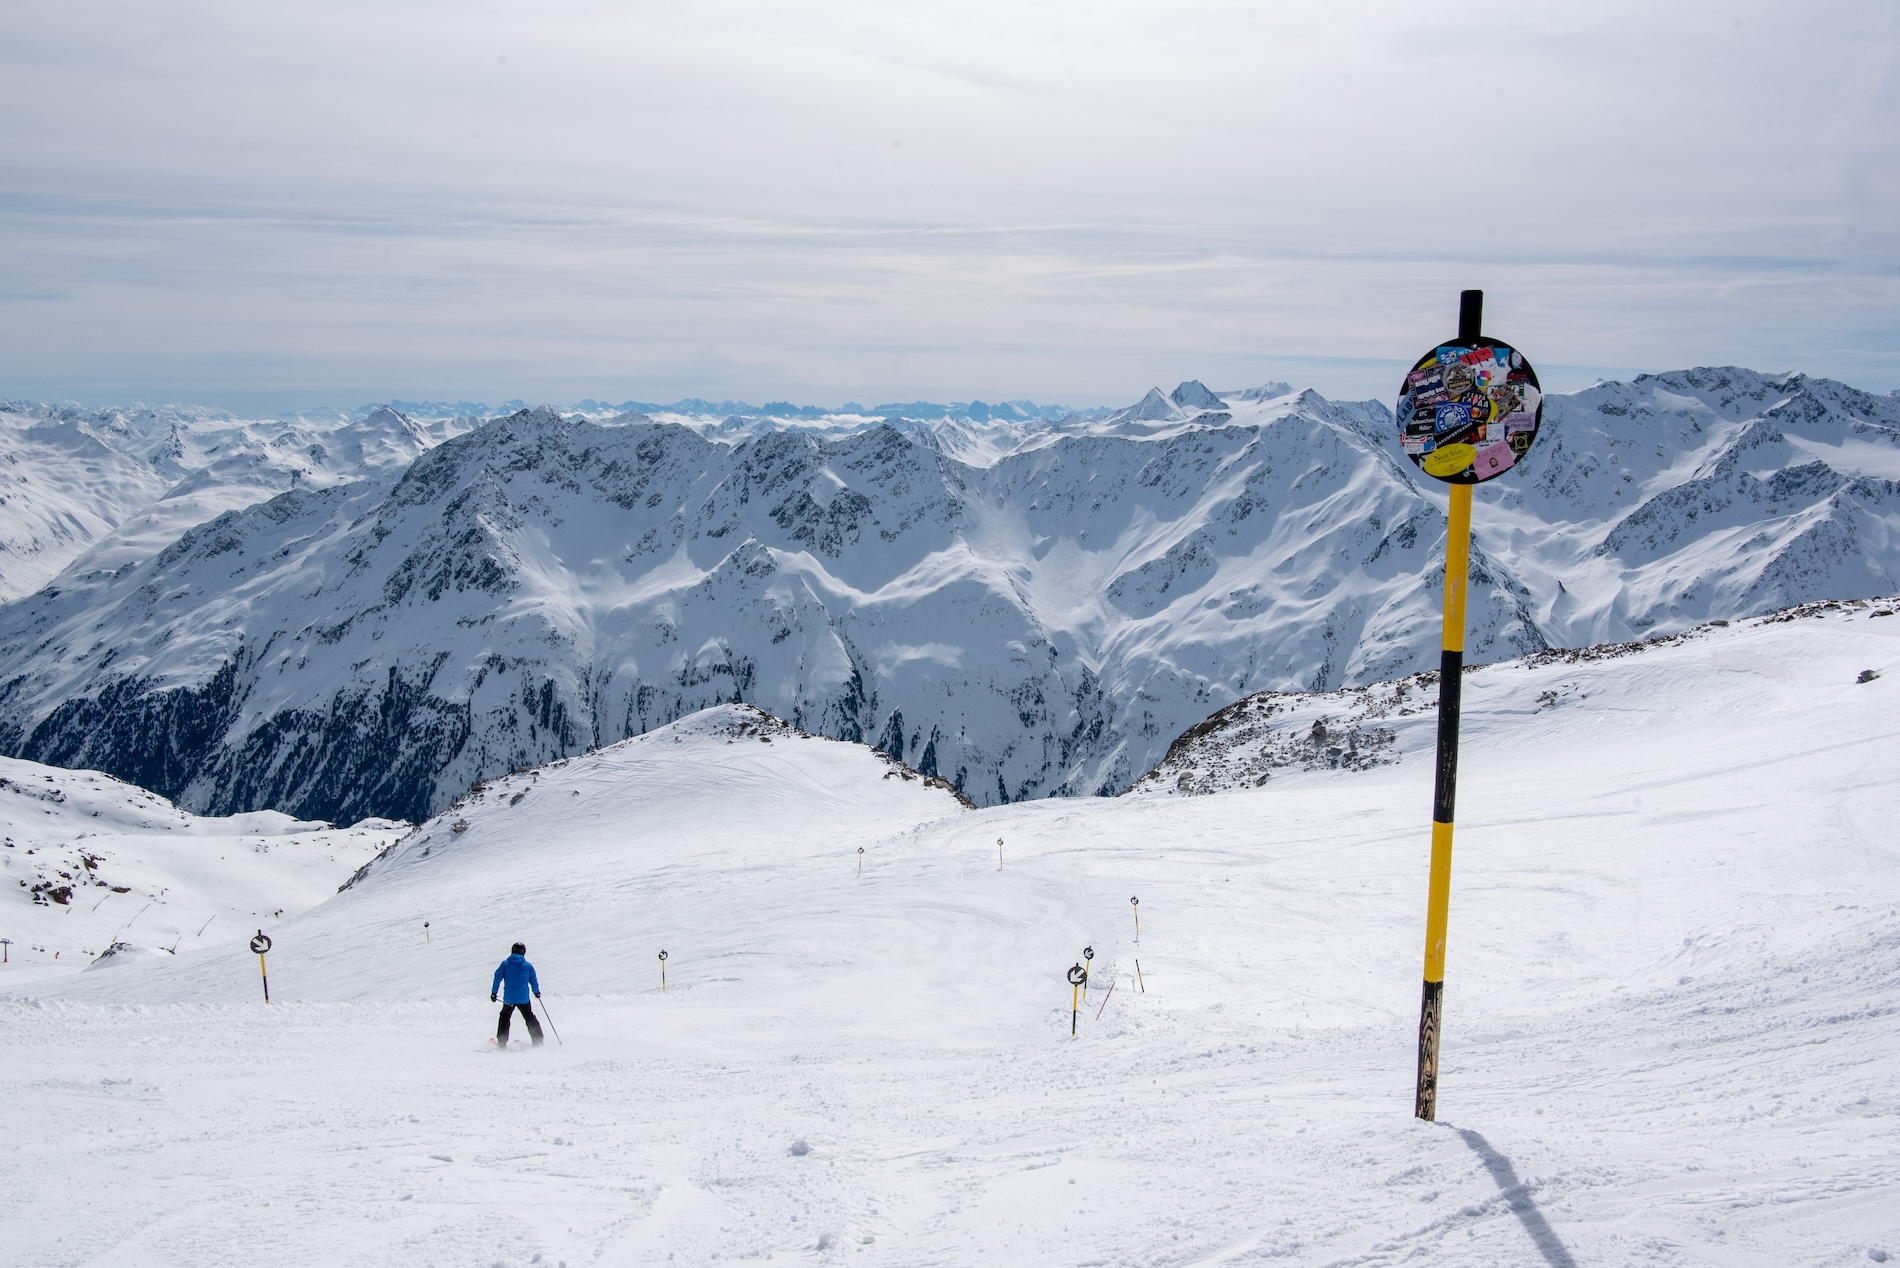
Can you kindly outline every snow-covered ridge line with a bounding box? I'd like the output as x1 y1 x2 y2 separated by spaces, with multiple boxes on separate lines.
0 367 1896 829
0 752 405 969
0 380 1248 602
1128 594 1896 797
337 703 973 895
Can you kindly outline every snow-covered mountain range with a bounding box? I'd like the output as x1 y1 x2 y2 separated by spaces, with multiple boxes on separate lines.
0 401 457 600
0 367 1895 825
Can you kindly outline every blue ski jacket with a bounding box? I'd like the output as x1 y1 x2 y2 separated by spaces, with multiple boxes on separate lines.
492 954 541 1004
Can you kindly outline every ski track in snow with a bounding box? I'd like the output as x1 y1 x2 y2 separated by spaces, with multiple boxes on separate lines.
1 604 1897 1265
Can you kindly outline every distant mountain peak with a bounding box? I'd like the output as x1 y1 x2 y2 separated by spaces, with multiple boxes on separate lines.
1170 381 1226 411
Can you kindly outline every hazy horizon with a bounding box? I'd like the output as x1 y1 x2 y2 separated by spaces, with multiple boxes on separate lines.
4 2 1895 413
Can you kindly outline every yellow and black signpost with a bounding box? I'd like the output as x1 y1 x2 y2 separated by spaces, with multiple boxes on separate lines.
1395 290 1545 1121
250 931 272 1003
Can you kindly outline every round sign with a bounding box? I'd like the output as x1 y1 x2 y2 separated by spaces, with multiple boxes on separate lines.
1396 339 1543 484
1067 964 1088 986
250 933 272 954
658 949 668 961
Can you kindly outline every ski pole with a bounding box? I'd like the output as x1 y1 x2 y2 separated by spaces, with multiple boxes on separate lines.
250 931 272 1003
537 996 563 1045
1067 963 1086 1037
659 949 667 992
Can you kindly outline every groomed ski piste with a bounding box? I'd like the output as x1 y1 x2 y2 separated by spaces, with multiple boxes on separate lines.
3 599 1898 1266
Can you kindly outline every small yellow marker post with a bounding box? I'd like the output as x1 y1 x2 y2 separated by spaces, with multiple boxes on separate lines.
1135 959 1145 993
250 931 272 1003
658 949 668 993
1081 946 1093 1003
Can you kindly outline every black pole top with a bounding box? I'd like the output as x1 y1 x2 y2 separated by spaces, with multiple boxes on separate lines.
1458 290 1484 342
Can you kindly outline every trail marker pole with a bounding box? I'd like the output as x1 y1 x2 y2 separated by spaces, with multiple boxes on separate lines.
1393 289 1545 1121
1135 959 1144 993
424 921 431 944
250 931 272 1004
196 915 215 937
857 847 864 877
658 949 667 993
1131 896 1140 943
997 837 1003 870
1 938 10 963
1082 946 1094 1003
1067 963 1087 1037
1094 977 1118 1021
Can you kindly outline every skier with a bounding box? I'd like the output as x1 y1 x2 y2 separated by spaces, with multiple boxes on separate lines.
490 942 545 1049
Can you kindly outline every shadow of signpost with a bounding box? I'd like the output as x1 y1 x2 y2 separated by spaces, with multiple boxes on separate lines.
1455 1128 1579 1268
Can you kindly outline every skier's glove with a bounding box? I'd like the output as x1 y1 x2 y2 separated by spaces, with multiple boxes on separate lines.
534 991 541 998
491 992 498 1002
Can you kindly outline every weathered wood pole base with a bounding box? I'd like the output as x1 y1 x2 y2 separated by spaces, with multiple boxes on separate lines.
1415 978 1444 1119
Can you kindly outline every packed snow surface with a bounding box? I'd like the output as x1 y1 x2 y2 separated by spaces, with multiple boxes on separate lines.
3 601 1897 1265
0 755 405 971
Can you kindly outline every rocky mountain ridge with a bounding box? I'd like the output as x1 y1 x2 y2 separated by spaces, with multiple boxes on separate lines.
0 368 1894 824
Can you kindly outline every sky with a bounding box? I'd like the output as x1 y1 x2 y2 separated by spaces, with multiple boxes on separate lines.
1 0 1896 414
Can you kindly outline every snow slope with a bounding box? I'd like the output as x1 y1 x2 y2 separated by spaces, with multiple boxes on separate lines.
1 369 1897 827
0 402 439 601
0 754 404 972
2 602 1896 1266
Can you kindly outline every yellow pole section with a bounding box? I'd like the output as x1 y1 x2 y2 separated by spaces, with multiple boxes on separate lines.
1441 483 1471 653
1422 819 1456 981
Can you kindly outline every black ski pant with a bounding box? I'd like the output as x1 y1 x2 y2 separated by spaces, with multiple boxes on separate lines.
496 1001 544 1046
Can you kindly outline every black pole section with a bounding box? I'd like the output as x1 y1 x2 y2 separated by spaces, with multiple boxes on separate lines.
1458 289 1483 342
1432 656 1464 826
